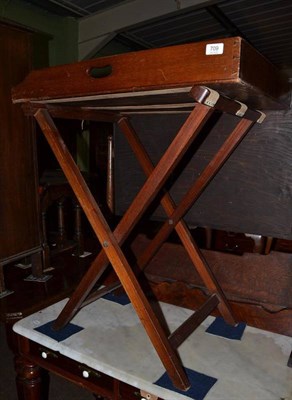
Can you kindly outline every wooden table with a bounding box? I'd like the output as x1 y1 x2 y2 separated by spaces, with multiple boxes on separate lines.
12 36 290 391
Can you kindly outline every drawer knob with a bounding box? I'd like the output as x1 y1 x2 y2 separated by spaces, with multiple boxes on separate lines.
79 366 101 379
82 370 90 378
39 347 58 359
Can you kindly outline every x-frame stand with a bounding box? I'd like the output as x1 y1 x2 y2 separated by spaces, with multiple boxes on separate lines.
33 85 265 391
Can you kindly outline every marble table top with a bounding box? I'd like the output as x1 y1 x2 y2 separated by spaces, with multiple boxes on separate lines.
13 295 292 400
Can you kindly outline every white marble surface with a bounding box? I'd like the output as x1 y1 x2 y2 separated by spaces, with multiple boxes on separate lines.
13 298 292 400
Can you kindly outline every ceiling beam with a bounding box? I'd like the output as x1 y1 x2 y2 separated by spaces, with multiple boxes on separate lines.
78 0 223 59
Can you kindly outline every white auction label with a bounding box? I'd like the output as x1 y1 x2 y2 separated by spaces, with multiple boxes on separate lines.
205 43 224 55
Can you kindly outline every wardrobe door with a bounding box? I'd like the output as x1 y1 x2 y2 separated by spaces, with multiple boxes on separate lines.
0 22 41 262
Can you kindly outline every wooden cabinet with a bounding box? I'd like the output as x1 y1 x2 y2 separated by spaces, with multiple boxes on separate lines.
0 22 41 270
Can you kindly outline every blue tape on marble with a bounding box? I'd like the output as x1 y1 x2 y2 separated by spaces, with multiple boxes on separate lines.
35 320 84 342
206 317 246 340
154 367 217 400
102 292 131 305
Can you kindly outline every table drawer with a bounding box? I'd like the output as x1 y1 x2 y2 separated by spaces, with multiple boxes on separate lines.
29 340 115 397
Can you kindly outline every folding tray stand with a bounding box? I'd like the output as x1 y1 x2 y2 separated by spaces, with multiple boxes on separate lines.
12 36 290 391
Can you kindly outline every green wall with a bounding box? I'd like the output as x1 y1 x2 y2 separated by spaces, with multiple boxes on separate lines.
0 0 78 66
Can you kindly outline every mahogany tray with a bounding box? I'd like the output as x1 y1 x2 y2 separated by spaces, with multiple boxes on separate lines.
12 37 289 110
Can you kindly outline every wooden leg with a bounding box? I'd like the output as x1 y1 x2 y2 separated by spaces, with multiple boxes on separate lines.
15 355 42 400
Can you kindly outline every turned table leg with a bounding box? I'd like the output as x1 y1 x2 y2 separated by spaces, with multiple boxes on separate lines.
14 355 43 400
